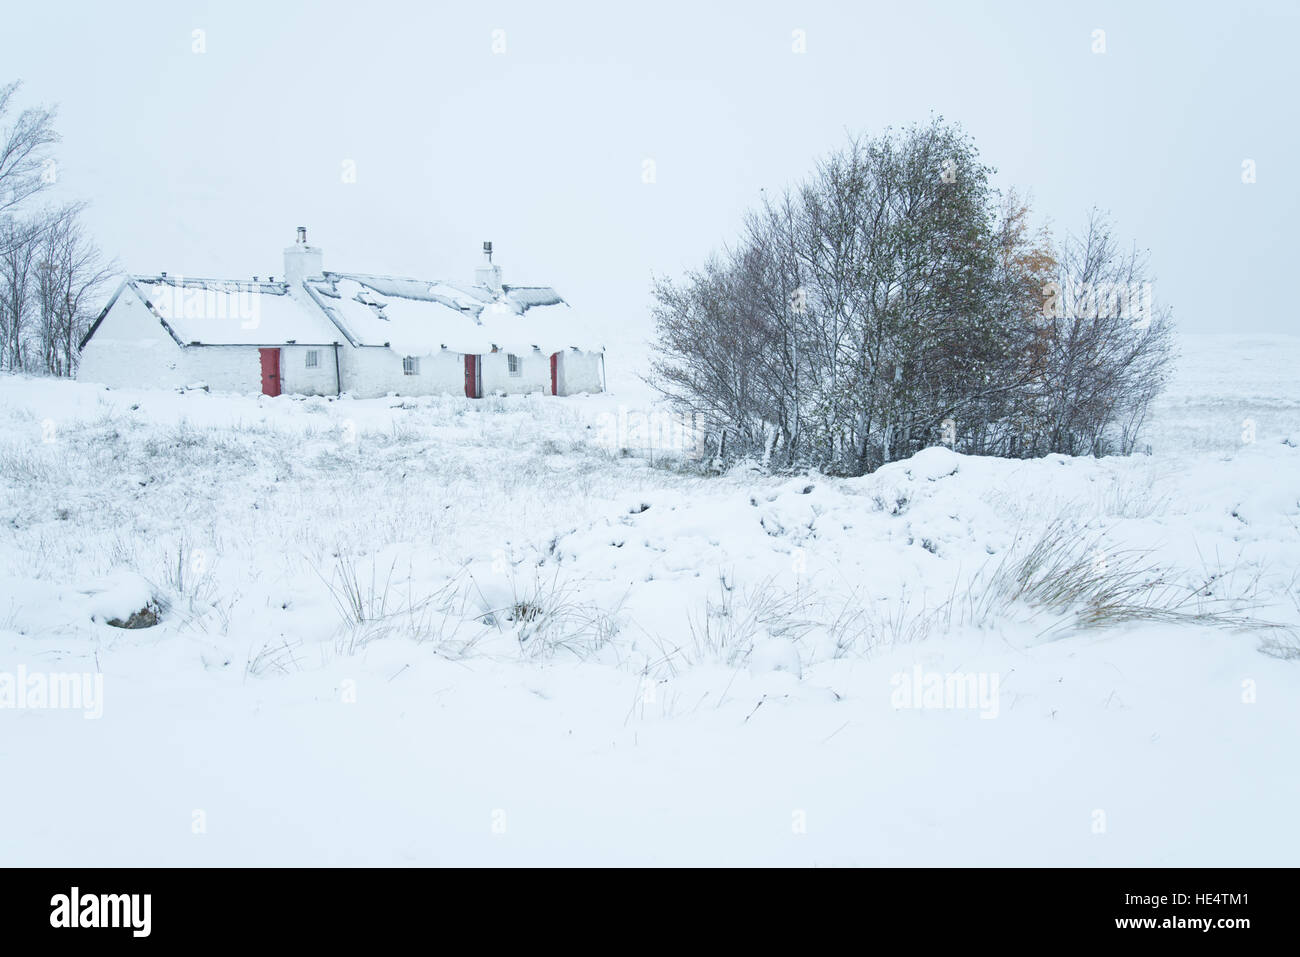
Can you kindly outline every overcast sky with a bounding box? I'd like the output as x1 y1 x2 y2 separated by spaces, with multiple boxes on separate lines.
2 0 1296 348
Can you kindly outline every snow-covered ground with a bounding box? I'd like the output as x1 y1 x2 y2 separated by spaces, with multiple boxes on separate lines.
1 332 1297 865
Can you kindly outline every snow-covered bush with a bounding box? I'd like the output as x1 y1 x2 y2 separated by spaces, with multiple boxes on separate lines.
649 119 1173 474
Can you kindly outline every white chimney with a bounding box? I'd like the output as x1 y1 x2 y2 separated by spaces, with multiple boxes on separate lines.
284 226 324 286
475 240 503 296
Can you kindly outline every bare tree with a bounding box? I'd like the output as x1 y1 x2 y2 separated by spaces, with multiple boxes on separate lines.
34 203 114 376
1036 210 1174 456
0 80 58 224
0 215 40 371
0 79 60 371
0 81 114 377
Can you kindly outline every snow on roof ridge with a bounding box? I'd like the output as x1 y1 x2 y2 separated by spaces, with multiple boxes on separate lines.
134 274 289 289
320 271 564 305
134 274 289 292
139 271 566 310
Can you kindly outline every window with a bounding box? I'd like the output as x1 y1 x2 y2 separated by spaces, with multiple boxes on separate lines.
305 350 319 369
507 353 521 376
403 356 420 375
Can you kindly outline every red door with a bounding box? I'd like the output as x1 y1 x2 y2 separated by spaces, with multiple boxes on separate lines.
259 348 281 396
464 354 479 398
549 352 558 396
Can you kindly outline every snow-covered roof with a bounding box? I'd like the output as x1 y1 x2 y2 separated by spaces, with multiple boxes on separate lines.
93 270 605 356
303 272 603 355
131 277 342 346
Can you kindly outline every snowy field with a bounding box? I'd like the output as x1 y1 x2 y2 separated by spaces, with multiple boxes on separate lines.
1 332 1298 866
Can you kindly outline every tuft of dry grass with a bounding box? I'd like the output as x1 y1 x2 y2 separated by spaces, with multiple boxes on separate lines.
245 637 304 678
950 522 1296 643
686 570 818 667
475 568 625 662
319 552 479 656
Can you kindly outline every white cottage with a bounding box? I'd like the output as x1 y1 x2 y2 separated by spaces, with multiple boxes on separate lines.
78 230 606 399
